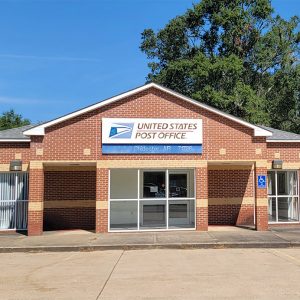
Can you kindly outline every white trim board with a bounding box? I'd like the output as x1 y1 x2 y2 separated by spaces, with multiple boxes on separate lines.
23 83 273 137
0 139 30 143
267 140 300 143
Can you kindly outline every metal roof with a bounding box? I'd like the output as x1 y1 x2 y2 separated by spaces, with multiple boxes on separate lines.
260 125 300 142
0 124 34 142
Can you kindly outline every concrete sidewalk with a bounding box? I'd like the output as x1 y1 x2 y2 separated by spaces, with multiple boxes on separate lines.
0 226 300 253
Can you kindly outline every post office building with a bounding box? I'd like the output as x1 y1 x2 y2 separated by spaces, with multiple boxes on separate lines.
1 83 300 235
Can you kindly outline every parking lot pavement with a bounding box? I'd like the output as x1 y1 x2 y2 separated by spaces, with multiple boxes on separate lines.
1 249 300 300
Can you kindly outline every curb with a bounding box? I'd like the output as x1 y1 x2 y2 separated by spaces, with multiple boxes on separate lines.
1 242 300 253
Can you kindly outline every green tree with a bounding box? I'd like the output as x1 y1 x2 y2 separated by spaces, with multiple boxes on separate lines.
0 109 31 130
140 0 300 131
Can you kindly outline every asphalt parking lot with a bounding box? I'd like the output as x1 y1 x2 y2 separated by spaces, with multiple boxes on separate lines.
1 248 300 300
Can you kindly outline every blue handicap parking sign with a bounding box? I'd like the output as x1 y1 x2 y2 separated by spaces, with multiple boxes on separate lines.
257 175 267 189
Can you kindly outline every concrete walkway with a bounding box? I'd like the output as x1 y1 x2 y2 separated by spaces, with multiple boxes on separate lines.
0 226 300 252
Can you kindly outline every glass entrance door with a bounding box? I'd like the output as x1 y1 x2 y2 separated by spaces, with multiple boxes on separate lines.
140 171 166 229
168 171 194 227
168 200 193 226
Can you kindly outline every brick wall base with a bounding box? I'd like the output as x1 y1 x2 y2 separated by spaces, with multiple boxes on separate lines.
196 207 208 231
28 211 43 236
256 206 268 231
96 209 108 233
208 204 254 226
44 207 95 230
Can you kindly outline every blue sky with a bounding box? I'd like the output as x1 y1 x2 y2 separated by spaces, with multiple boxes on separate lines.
0 0 299 123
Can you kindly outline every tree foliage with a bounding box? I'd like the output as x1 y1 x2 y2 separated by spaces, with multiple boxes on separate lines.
141 0 300 132
0 109 31 131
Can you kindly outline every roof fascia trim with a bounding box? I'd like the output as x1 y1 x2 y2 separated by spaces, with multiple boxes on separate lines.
153 85 272 137
23 84 154 136
267 140 300 143
23 83 272 137
0 139 31 142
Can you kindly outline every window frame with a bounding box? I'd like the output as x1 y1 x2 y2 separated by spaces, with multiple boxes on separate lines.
108 168 196 232
267 170 299 223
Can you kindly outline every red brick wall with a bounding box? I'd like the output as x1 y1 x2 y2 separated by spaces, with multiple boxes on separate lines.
27 88 268 161
208 169 253 198
28 168 44 235
267 143 300 161
96 168 109 233
255 166 268 231
196 167 208 231
43 171 96 230
44 171 96 200
44 208 95 231
0 142 30 163
208 169 254 225
208 205 254 225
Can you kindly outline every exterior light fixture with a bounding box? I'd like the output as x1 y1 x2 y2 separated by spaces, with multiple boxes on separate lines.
272 160 283 169
10 160 22 171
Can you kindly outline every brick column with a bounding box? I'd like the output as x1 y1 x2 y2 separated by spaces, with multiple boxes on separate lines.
27 161 44 236
196 162 208 231
255 161 268 231
95 166 109 233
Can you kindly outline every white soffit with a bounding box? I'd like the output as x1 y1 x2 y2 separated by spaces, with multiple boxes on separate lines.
23 83 272 137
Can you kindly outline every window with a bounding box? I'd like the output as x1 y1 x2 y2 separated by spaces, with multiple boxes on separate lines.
169 173 187 198
143 171 165 198
109 169 195 231
110 201 138 230
0 172 29 230
110 169 138 199
267 171 299 223
169 204 187 218
143 205 165 225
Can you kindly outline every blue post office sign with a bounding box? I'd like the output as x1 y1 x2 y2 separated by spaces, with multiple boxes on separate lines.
257 175 267 189
102 118 203 154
